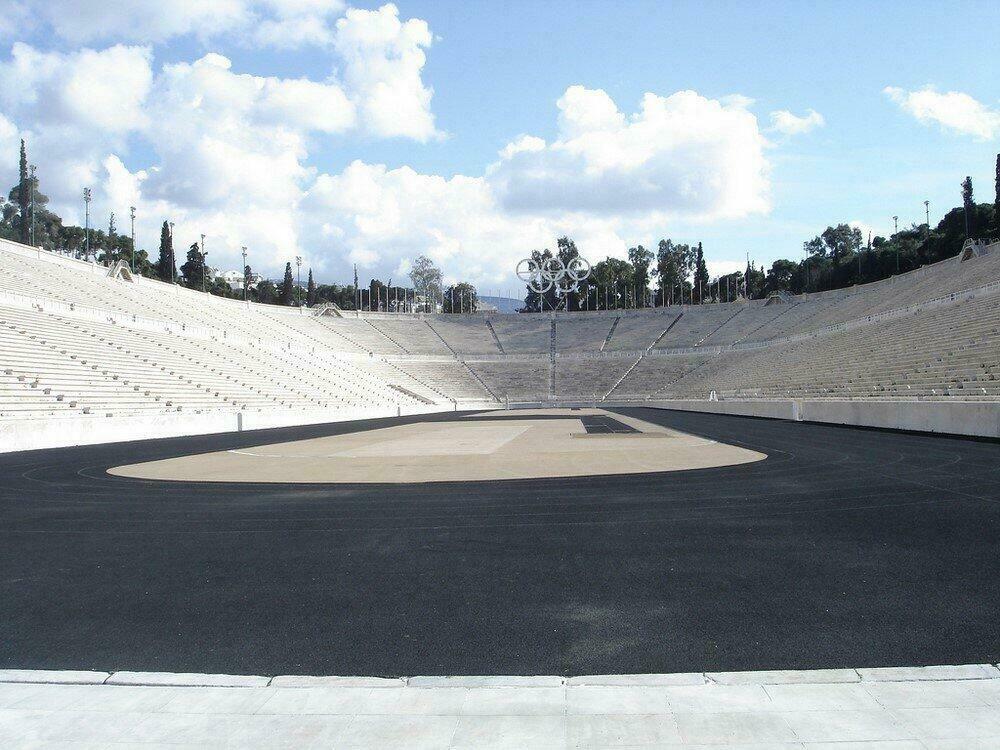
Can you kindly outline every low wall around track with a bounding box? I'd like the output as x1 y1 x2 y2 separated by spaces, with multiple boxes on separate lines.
6 398 998 453
628 399 1000 439
0 403 462 454
505 398 1000 438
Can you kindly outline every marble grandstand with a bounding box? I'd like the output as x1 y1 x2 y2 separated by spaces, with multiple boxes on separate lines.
3 235 1000 447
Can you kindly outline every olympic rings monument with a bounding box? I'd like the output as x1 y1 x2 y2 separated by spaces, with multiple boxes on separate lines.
516 255 591 309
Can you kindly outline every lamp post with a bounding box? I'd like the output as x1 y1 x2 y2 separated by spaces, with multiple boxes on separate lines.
201 234 206 292
295 256 302 307
923 200 930 267
168 222 175 283
83 188 91 260
241 246 248 303
28 164 36 247
129 206 136 272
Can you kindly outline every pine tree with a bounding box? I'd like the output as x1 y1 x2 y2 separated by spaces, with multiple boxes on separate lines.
353 264 359 308
281 262 294 305
306 268 316 306
17 140 28 244
962 176 974 238
180 242 204 288
156 220 175 282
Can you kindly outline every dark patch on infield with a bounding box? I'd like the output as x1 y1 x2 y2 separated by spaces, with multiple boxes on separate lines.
580 415 640 434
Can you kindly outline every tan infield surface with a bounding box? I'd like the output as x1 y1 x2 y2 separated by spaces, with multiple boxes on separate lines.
107 408 766 484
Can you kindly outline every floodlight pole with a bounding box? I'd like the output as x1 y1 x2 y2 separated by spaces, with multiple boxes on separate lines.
200 234 207 291
924 200 930 241
128 206 136 272
241 246 248 303
295 256 302 307
168 222 175 283
28 164 36 247
889 213 898 274
83 188 91 260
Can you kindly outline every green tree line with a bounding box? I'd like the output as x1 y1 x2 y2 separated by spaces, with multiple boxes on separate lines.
523 155 1000 310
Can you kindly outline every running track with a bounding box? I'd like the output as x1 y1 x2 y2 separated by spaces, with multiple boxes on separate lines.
1 408 998 676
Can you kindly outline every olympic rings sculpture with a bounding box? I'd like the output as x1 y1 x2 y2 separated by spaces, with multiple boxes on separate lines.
516 256 592 294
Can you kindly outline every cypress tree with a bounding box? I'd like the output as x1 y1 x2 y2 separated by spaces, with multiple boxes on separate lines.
156 220 175 282
17 140 28 244
280 262 294 305
306 268 316 306
694 242 709 303
962 176 974 238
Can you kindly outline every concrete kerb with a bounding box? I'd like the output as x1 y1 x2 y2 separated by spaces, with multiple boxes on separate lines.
2 664 999 688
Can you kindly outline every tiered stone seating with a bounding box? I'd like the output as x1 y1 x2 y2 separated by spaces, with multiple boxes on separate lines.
1 306 231 417
554 316 617 352
651 304 741 348
698 303 788 346
0 303 424 418
489 316 551 353
603 311 679 351
313 317 407 354
367 319 453 355
353 359 450 404
388 360 498 402
607 354 717 399
425 317 498 354
554 357 635 399
257 311 369 353
668 292 1000 400
0 245 315 345
466 360 548 400
6 237 1000 422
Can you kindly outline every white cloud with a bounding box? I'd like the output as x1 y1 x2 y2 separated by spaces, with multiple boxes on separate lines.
706 259 744 279
0 28 782 287
557 85 625 138
0 113 20 191
489 87 770 218
499 134 545 160
0 43 154 209
2 0 346 49
0 43 152 135
848 220 882 243
140 52 354 217
294 86 772 284
884 85 1000 140
769 108 824 136
334 4 441 141
7 0 251 45
251 0 347 48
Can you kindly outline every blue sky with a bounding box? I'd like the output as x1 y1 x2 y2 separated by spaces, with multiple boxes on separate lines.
0 0 998 287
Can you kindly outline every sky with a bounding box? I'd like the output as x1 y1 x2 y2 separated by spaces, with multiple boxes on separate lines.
0 0 998 291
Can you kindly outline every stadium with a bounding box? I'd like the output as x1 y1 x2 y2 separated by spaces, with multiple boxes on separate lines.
4 231 1000 745
3 0 1000 742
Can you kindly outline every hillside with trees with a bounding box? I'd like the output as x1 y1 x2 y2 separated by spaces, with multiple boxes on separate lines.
522 155 1000 310
2 140 997 314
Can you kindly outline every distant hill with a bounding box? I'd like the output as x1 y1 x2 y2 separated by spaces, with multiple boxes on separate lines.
479 295 522 313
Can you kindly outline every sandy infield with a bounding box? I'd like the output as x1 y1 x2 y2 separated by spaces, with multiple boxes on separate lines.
108 409 766 484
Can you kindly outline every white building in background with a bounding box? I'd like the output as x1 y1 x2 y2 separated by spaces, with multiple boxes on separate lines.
217 269 261 292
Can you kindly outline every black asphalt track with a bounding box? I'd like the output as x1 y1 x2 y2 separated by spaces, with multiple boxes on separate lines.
2 407 999 677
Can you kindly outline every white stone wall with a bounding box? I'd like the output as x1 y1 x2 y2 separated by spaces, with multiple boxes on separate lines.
621 399 1000 439
0 404 459 453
